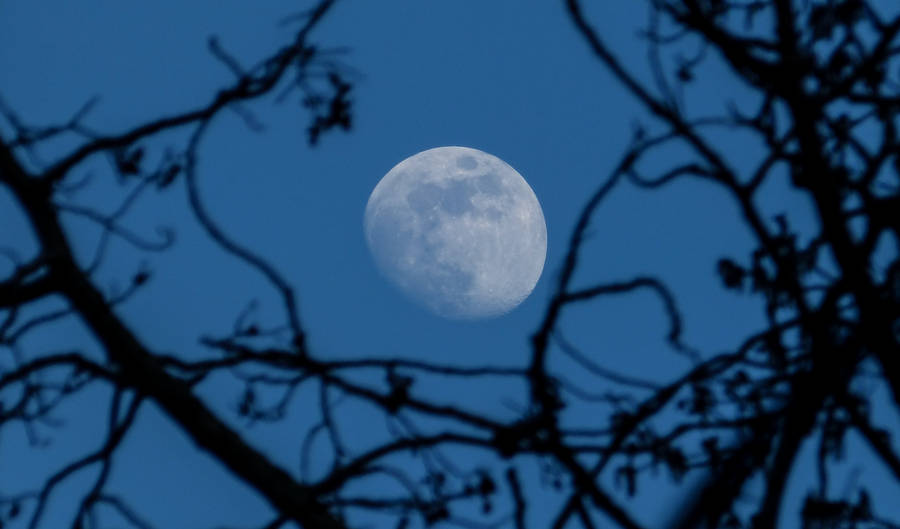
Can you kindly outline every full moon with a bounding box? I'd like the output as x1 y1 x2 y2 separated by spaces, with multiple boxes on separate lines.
364 146 547 319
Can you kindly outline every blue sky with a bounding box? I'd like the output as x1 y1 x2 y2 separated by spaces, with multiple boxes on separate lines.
2 1 899 528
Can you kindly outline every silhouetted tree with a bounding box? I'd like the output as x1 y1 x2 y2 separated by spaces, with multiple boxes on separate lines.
1 1 898 529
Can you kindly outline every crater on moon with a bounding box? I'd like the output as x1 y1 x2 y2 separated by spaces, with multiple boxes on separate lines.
364 146 547 319
457 155 478 170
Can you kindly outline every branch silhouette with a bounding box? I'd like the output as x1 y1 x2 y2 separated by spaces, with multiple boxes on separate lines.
1 1 899 528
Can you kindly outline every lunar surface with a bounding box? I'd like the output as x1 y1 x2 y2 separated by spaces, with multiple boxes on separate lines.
364 146 547 319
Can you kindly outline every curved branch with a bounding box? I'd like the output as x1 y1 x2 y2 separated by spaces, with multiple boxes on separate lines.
564 276 698 361
0 352 115 392
183 122 306 347
42 0 337 183
27 393 142 529
2 111 347 529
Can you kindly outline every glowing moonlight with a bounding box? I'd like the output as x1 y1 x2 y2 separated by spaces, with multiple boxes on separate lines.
364 146 547 319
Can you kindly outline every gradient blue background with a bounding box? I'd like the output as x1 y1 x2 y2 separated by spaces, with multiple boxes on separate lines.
1 1 898 528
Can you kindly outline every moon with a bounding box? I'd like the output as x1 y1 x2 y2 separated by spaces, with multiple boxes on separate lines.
364 146 547 319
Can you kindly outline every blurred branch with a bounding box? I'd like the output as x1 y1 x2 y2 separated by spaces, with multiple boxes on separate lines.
42 0 337 183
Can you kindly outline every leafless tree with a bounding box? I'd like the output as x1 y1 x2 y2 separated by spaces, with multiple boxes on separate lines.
1 1 899 528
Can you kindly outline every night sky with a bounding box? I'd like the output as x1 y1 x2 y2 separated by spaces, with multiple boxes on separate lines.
2 1 899 528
